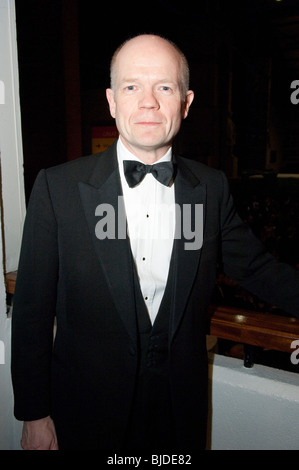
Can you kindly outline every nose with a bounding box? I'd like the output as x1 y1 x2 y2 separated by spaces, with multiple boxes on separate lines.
138 88 159 109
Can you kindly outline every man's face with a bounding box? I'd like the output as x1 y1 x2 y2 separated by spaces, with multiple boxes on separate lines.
106 36 194 160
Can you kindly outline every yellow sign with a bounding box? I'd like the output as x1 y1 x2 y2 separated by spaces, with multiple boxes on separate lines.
92 126 118 153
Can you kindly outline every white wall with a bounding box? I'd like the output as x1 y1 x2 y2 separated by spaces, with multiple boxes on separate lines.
0 0 26 273
0 0 24 450
208 354 299 450
0 227 22 450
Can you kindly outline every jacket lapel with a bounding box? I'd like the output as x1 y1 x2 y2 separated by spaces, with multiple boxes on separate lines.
78 144 206 344
169 156 207 342
78 144 137 344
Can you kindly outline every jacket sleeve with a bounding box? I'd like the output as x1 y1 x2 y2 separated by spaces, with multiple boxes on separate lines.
219 171 299 317
11 169 59 421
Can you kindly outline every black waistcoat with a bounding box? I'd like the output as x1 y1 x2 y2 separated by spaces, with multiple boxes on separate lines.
124 264 176 451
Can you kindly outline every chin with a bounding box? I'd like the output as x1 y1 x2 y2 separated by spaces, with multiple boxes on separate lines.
133 135 168 149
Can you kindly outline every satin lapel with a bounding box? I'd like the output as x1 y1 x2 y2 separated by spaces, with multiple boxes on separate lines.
78 147 137 344
169 157 207 342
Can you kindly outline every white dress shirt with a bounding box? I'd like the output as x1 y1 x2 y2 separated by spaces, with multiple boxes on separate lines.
117 137 175 324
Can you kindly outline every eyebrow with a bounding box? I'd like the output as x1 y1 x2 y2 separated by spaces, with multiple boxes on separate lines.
121 78 139 83
120 78 178 85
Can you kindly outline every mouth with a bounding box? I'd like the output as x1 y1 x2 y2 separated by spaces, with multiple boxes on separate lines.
135 121 162 126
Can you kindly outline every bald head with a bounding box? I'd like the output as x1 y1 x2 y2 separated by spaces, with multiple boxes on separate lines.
106 34 194 163
110 34 190 98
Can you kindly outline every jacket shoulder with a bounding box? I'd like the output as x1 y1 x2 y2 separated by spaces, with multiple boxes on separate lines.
46 154 96 181
43 142 117 184
176 155 225 185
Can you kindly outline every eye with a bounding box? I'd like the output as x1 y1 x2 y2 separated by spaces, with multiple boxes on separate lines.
124 85 137 93
158 85 173 94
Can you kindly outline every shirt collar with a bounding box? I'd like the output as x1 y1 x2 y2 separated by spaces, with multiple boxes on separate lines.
117 137 172 171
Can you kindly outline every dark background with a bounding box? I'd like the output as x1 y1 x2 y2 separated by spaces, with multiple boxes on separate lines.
15 0 299 199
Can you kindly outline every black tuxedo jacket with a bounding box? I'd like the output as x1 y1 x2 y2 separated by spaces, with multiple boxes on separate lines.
11 141 299 450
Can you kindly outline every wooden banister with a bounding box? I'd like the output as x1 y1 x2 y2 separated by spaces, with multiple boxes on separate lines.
209 304 299 354
5 270 17 295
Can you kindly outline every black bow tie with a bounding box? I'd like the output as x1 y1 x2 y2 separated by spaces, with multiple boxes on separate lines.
123 160 174 188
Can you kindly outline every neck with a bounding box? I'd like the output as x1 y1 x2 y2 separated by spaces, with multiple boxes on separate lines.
120 136 171 164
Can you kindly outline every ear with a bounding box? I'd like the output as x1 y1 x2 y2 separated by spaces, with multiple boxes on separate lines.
106 88 116 118
182 90 194 119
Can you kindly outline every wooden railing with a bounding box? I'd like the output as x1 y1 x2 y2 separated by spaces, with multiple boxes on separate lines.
5 271 299 367
209 304 299 353
209 304 299 367
5 270 17 295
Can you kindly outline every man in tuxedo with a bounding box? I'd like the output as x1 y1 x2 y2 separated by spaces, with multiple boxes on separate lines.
11 34 299 451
